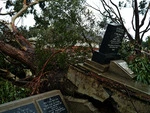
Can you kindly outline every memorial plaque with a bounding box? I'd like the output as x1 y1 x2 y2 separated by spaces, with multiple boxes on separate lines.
109 60 137 79
99 24 125 54
1 103 37 113
37 95 68 113
118 61 134 75
0 90 68 113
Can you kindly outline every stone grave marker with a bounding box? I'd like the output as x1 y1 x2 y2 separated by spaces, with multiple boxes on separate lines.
92 24 125 64
0 90 69 113
109 60 136 79
37 94 68 113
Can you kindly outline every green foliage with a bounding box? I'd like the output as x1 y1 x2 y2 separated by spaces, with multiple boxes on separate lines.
0 52 29 79
27 0 97 73
1 0 97 96
5 0 13 9
119 40 135 61
119 40 150 85
34 40 91 73
0 0 96 75
98 16 108 29
0 78 31 104
129 57 150 84
142 36 150 49
13 0 23 12
139 0 147 14
34 44 53 72
31 0 98 47
118 0 147 15
34 35 69 72
54 52 68 70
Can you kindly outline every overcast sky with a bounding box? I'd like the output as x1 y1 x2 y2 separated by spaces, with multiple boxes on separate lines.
0 0 150 40
86 0 150 40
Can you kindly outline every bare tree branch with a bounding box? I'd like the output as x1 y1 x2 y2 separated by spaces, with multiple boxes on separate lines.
8 0 46 32
11 0 39 31
85 2 110 20
134 0 140 42
141 20 150 40
131 0 136 31
131 11 136 31
0 11 15 16
100 0 118 23
124 26 135 42
106 0 134 42
139 2 150 28
86 0 134 42
86 3 102 15
109 0 124 24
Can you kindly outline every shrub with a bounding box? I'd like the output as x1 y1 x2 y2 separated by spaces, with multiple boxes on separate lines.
128 57 150 84
119 40 150 85
0 78 31 104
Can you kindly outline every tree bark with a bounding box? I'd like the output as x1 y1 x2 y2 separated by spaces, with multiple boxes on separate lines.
0 41 36 72
0 0 46 74
134 0 141 45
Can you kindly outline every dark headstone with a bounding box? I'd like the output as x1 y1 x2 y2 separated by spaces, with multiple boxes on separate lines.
92 24 125 64
99 24 125 53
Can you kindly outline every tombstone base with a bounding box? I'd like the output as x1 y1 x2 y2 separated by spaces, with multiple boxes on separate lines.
92 51 120 64
109 60 136 79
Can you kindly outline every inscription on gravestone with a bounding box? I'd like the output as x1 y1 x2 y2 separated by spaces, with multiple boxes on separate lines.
37 95 68 113
92 24 125 64
2 103 37 113
0 90 68 113
99 25 125 54
109 60 136 79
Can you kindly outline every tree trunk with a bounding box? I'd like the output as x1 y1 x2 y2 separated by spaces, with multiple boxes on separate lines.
134 0 141 45
0 41 36 72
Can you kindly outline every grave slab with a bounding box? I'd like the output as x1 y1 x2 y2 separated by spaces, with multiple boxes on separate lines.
66 64 150 113
0 90 69 113
65 96 101 113
109 60 137 79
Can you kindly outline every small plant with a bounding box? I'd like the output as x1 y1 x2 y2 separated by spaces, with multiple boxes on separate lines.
128 56 150 84
119 40 136 61
119 40 150 85
0 78 31 104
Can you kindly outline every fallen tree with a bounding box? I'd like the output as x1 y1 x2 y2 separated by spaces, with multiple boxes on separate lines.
0 0 46 73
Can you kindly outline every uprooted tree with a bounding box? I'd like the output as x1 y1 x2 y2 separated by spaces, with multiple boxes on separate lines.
0 0 98 84
0 0 40 72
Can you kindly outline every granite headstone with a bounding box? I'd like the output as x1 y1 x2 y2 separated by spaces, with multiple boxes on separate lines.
92 24 125 64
